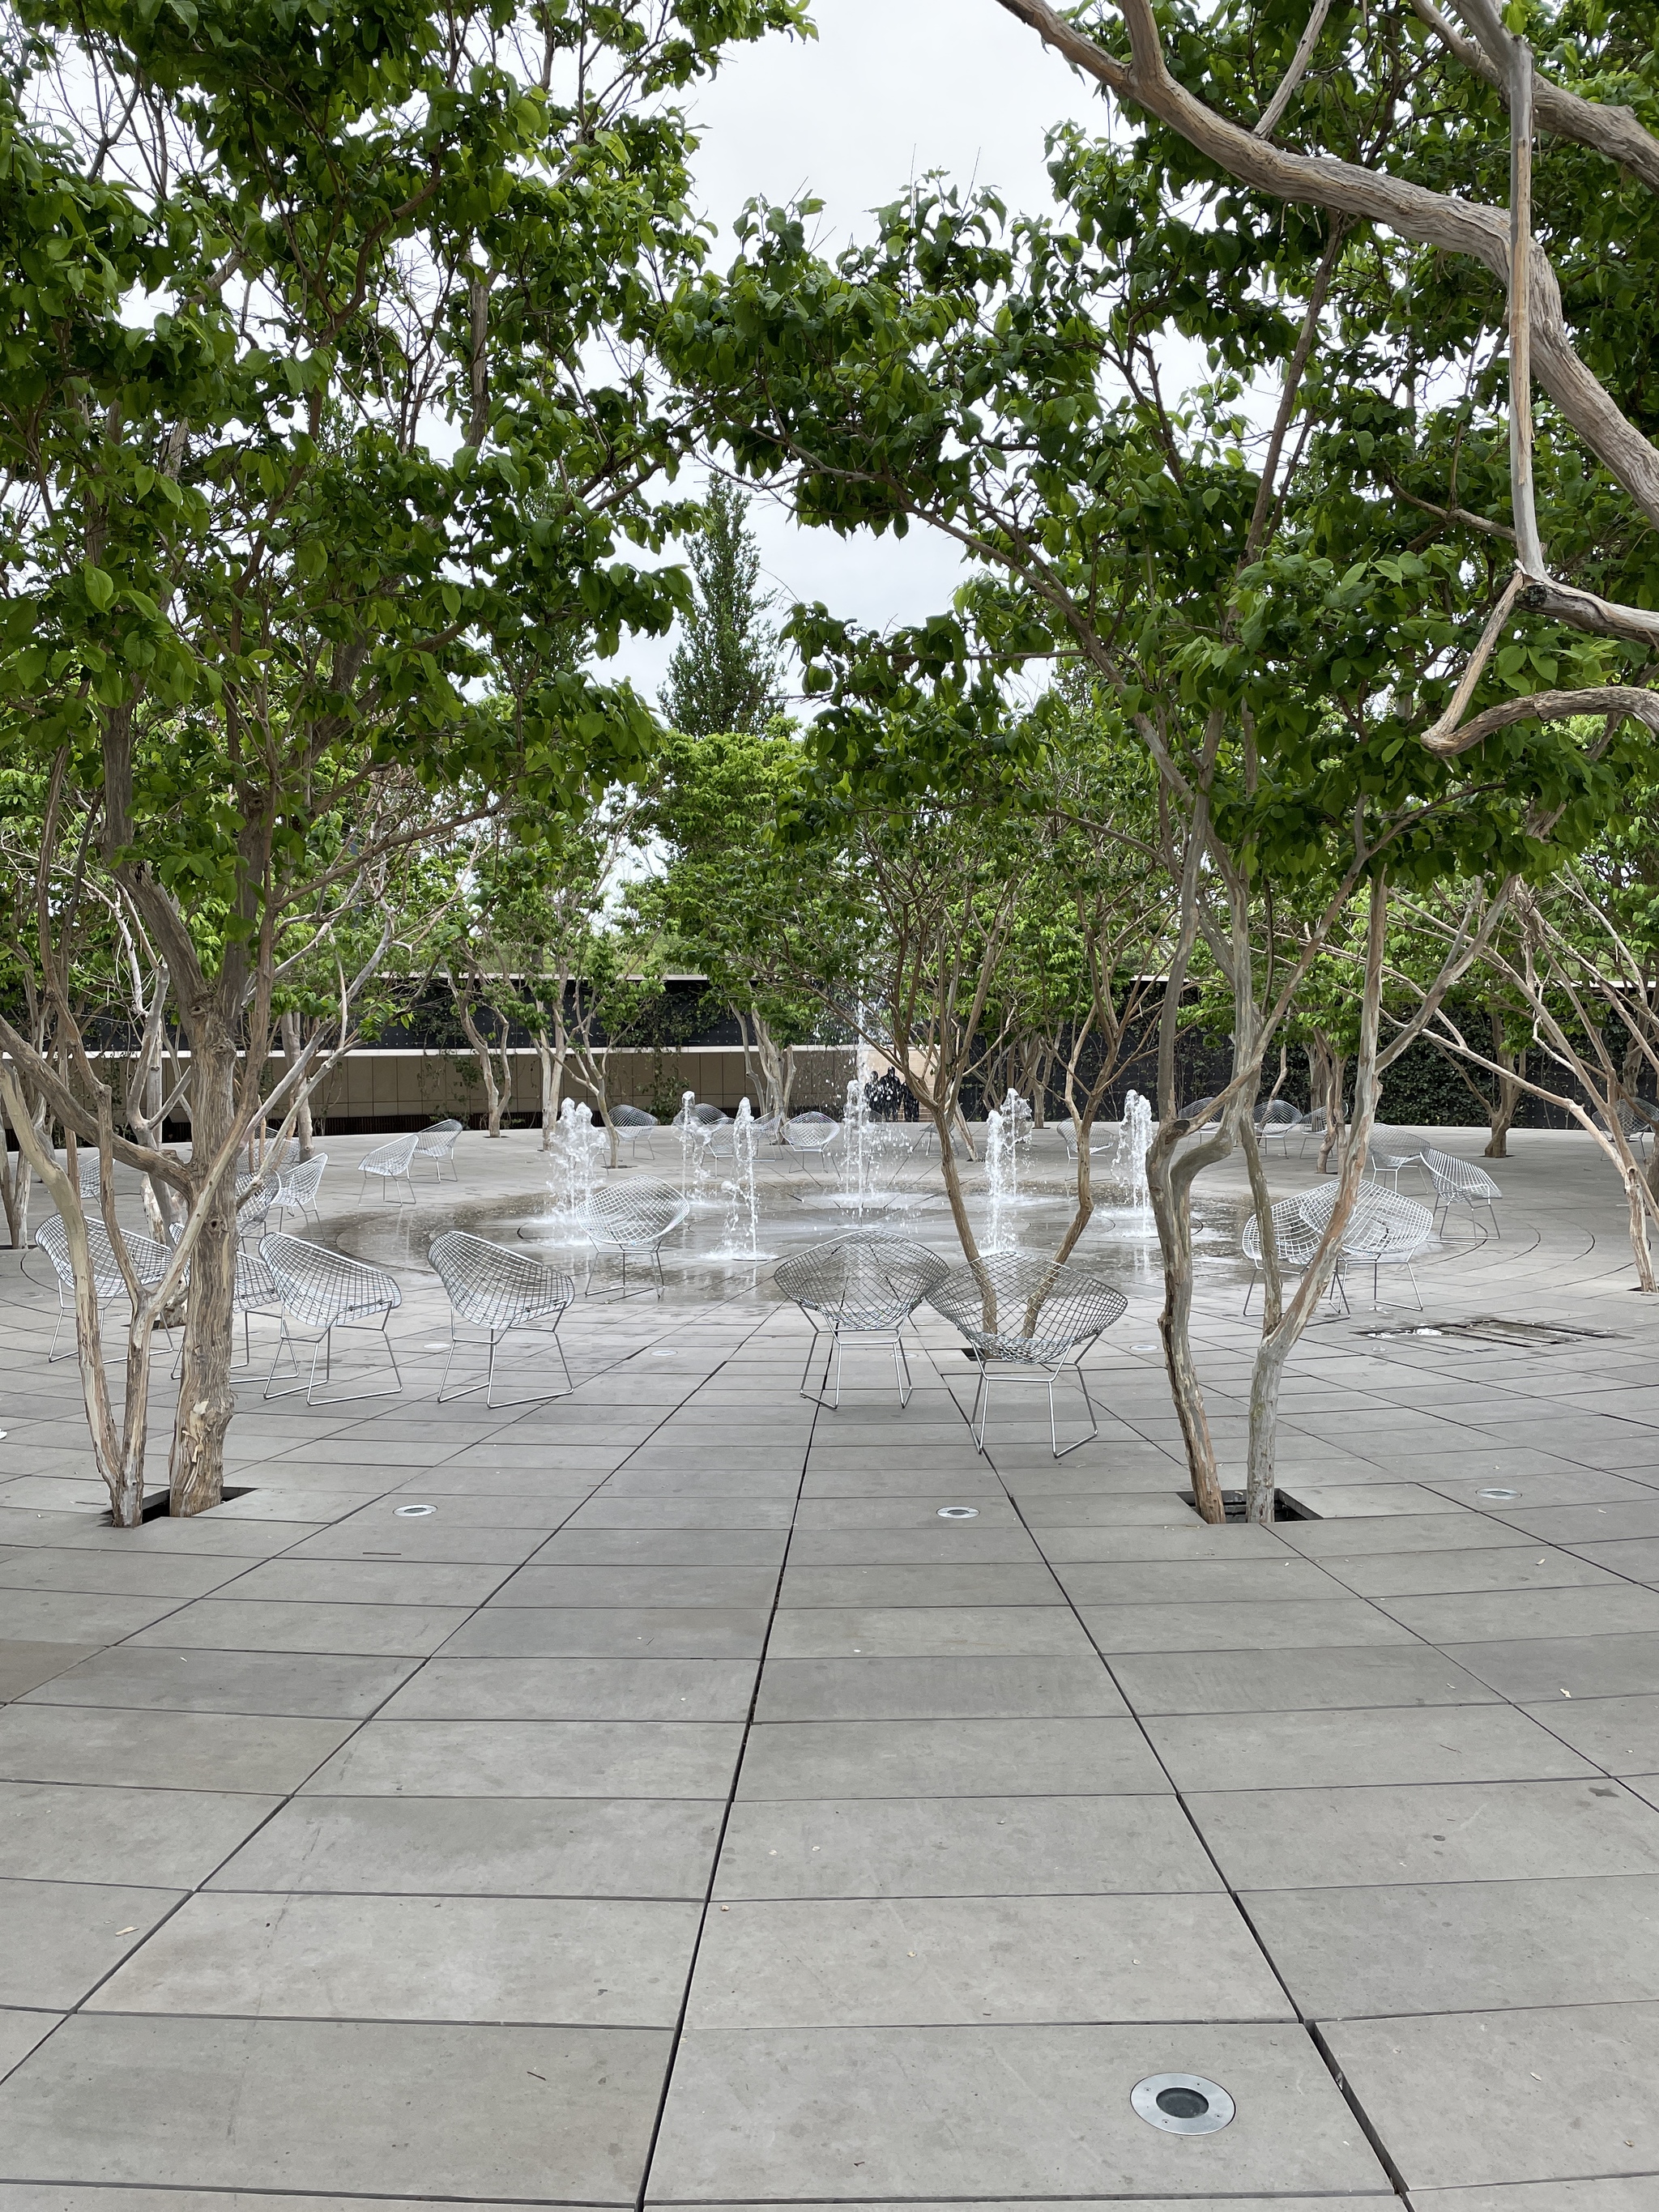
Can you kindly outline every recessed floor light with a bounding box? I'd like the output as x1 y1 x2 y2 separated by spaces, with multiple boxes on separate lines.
1132 2073 1235 2136
1478 1485 1520 1501
423 1342 449 1353
937 1506 979 1520
394 1503 436 1518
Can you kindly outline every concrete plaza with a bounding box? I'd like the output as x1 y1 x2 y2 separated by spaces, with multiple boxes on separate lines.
1 1125 1657 2206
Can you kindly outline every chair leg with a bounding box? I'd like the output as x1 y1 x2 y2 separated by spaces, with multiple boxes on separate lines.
796 1325 819 1400
893 1333 913 1409
970 1363 991 1454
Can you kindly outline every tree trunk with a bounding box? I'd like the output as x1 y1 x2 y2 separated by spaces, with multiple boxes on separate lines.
1245 877 1389 1523
281 1011 316 1158
455 992 505 1135
168 1021 238 1517
1146 1122 1229 1523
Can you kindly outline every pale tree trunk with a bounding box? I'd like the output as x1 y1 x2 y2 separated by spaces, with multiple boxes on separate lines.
454 990 506 1136
1244 876 1388 1523
0 1081 44 1250
1 1073 162 1525
168 1021 239 1517
1485 1018 1525 1157
280 1011 316 1158
1316 1044 1347 1171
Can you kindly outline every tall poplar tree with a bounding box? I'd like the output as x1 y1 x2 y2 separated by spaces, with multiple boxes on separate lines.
659 479 785 735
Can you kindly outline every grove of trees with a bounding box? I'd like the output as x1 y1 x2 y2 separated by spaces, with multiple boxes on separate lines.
4 0 1657 1524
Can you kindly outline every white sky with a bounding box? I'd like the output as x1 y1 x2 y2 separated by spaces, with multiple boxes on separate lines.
610 0 1109 704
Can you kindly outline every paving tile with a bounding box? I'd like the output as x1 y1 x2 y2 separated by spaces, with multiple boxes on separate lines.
88 1890 699 2025
646 2023 1388 2197
0 1707 351 1792
738 1717 1170 1800
1111 1642 1500 1715
1247 1873 1659 2014
209 1792 720 1898
379 1657 757 1721
766 1605 1094 1659
1327 2003 1659 2189
1521 1692 1659 1772
777 1564 1061 1607
1410 2186 1659 2210
1379 1585 1659 1642
126 1599 469 1656
0 1641 96 1702
0 1590 185 1642
0 2010 59 2083
1444 1633 1659 1701
754 1656 1124 1721
0 1547 248 1598
1146 1703 1597 1792
1278 1513 1524 1557
1188 1778 1659 1887
440 1606 770 1659
561 1498 796 1529
0 1781 279 1888
0 2013 667 2200
532 1529 789 1566
301 1717 744 1798
687 1892 1290 2026
220 1558 509 1605
1082 1596 1414 1652
1032 1524 1291 1562
488 1564 781 1608
0 1877 184 2008
20 1647 418 1718
715 1793 1219 1899
1053 1558 1341 1604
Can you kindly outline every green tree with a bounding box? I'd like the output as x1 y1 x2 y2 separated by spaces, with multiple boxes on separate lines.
659 479 786 735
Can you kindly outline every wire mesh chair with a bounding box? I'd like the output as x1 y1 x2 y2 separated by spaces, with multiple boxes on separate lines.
360 1132 419 1204
1254 1098 1301 1131
774 1234 949 1409
413 1119 463 1183
782 1111 842 1166
583 1176 690 1299
1591 1100 1656 1157
1366 1138 1421 1191
429 1230 574 1407
273 1152 327 1229
1059 1119 1115 1163
928 1255 1128 1457
54 1150 103 1199
33 1215 173 1361
160 1218 282 1370
1262 1109 1315 1157
260 1232 403 1403
1242 1181 1435 1313
1421 1145 1502 1238
1295 1106 1329 1158
236 1169 284 1243
609 1103 658 1166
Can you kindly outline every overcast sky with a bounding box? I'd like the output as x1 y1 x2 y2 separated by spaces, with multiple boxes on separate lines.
611 0 1108 703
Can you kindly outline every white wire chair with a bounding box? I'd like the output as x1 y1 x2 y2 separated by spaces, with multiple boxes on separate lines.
273 1152 327 1228
1366 1137 1421 1191
235 1169 284 1242
1059 1119 1115 1162
360 1132 419 1204
773 1234 949 1409
260 1232 403 1403
781 1112 842 1166
1242 1180 1436 1314
413 1119 464 1183
53 1149 102 1199
1297 1106 1330 1157
609 1104 658 1165
582 1176 690 1298
928 1255 1128 1457
429 1230 574 1406
33 1215 174 1361
160 1218 282 1370
1591 1099 1655 1157
1421 1145 1502 1238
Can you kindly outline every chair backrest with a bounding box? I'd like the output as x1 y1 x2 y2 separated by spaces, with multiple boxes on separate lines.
423 1119 464 1136
1341 1186 1436 1259
55 1150 102 1197
261 1232 402 1325
430 1230 573 1327
1256 1099 1301 1127
280 1154 328 1204
363 1132 420 1174
929 1255 1128 1359
783 1114 841 1151
1421 1146 1499 1200
774 1236 948 1326
586 1176 690 1244
35 1214 170 1295
611 1105 658 1127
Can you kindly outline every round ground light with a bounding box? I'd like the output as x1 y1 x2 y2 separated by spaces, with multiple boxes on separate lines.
1131 2074 1235 2136
1478 1485 1520 1501
937 1507 979 1520
394 1503 437 1519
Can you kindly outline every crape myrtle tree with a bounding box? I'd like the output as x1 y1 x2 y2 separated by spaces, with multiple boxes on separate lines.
656 136 1636 1517
0 0 804 1515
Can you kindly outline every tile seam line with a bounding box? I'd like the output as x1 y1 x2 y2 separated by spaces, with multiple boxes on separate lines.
951 1339 1413 2205
633 1306 825 2212
0 1297 781 2088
